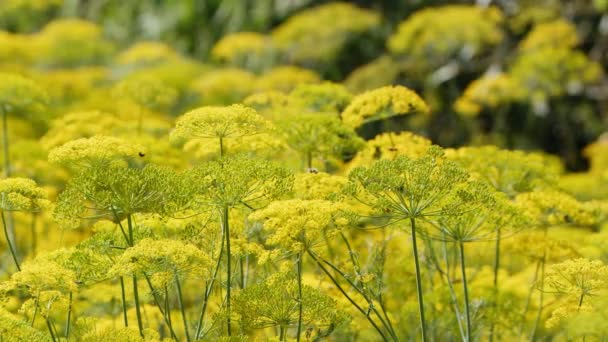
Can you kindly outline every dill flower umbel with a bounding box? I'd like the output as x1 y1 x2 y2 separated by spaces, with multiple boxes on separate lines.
271 2 379 65
341 85 429 128
171 104 273 157
48 135 144 167
0 177 49 212
388 5 503 68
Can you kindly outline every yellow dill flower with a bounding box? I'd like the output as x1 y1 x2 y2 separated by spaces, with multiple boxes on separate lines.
545 258 608 298
126 59 206 92
288 82 352 113
0 177 48 212
545 302 593 329
511 47 602 105
249 199 349 253
388 5 503 68
0 306 52 341
112 74 178 111
0 72 48 115
211 31 275 70
256 66 321 92
515 190 597 227
7 257 77 294
116 41 181 66
242 91 290 114
271 2 379 64
341 85 429 128
183 132 285 161
346 132 432 172
446 146 560 197
109 238 211 287
503 231 579 262
519 19 579 52
0 31 33 64
278 113 364 169
454 73 525 117
32 67 107 105
33 18 114 67
232 273 350 334
190 68 256 105
171 104 273 155
48 135 144 167
293 172 348 201
40 110 123 150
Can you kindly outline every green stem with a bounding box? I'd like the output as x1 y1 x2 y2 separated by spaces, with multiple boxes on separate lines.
489 227 501 342
279 325 286 341
2 107 10 177
518 260 541 335
306 249 389 342
459 241 472 342
46 318 57 342
132 275 144 337
120 276 129 327
410 218 427 342
31 292 40 326
127 214 144 337
223 206 232 336
164 285 173 337
175 272 191 342
296 252 303 342
530 256 546 341
143 275 178 340
195 225 225 339
2 210 20 271
441 238 466 342
64 291 73 338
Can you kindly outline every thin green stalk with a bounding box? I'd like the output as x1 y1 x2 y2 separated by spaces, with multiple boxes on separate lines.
459 242 472 342
530 256 546 341
223 206 232 336
518 260 541 335
489 227 501 342
120 276 129 327
164 285 173 337
441 239 466 342
175 272 191 342
1 210 20 271
307 249 389 342
335 233 398 340
279 325 287 341
296 252 303 342
317 253 396 340
142 275 178 340
410 218 427 342
239 257 245 289
64 291 73 338
127 214 144 337
195 226 225 339
31 292 40 326
531 227 549 341
46 318 57 342
132 276 144 337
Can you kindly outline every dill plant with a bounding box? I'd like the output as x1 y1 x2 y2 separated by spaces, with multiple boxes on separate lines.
185 154 292 337
51 135 187 338
346 145 474 341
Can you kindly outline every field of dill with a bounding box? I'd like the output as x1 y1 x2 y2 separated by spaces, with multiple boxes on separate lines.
0 1 608 341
